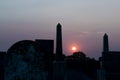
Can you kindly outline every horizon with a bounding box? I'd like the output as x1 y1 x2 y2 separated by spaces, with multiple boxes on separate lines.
1 0 120 59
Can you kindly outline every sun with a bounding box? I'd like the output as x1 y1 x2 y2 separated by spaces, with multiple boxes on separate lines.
72 46 77 51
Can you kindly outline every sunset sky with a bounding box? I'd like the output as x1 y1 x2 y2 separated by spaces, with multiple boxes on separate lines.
1 0 120 59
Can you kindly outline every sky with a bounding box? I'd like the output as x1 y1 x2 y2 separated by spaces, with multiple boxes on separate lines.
1 0 120 59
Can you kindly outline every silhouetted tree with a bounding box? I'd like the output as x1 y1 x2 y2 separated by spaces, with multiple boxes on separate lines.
66 51 86 60
66 51 99 80
72 51 86 60
66 51 86 70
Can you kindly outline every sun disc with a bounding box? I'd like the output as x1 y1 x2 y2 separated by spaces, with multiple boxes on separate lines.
72 46 76 51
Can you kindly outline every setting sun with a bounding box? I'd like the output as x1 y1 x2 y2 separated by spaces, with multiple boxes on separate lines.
72 46 77 51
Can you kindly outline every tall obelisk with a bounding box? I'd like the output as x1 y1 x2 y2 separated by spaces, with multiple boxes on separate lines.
103 33 109 52
56 23 63 60
53 24 65 80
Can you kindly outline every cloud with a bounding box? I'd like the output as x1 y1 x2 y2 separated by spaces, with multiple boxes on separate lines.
79 31 106 37
96 31 105 34
79 31 90 36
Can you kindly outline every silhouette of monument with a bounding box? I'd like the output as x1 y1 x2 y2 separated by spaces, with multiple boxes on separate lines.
35 39 54 65
0 52 6 80
103 33 109 52
56 23 64 60
53 23 66 80
5 40 54 80
35 39 54 80
102 33 120 80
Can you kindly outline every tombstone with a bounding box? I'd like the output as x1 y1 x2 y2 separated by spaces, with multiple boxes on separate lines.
53 61 66 80
35 39 54 80
0 52 6 80
5 40 48 80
